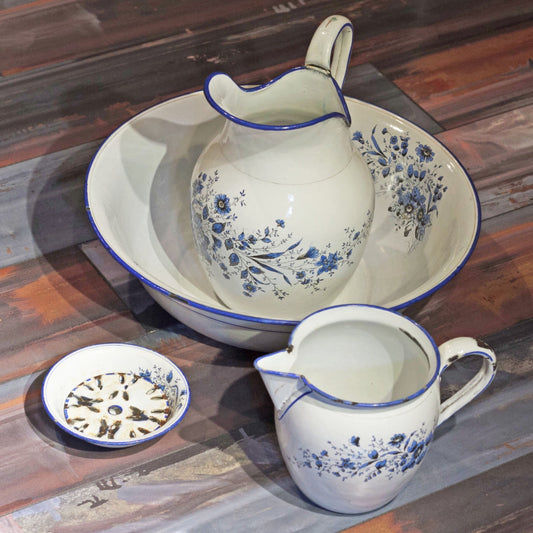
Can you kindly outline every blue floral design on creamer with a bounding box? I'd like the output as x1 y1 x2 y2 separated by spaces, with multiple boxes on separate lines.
353 126 448 246
191 170 372 300
290 426 433 482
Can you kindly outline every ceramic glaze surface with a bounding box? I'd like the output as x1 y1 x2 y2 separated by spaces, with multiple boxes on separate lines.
290 425 434 482
274 394 439 514
254 305 497 513
190 155 373 316
292 319 430 403
191 17 375 316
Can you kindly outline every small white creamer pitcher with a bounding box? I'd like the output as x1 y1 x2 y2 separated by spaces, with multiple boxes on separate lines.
254 304 497 514
190 16 374 319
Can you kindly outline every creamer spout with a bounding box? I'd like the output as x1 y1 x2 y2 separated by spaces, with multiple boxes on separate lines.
253 350 310 420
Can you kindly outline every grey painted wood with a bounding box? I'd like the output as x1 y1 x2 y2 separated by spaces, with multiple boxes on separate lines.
0 141 100 268
342 63 443 135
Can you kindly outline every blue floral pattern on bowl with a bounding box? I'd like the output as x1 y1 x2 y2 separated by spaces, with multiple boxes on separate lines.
191 170 372 300
353 126 448 246
290 426 433 482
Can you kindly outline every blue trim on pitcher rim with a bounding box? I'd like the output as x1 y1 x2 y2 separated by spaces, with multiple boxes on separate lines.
253 303 442 409
203 67 352 130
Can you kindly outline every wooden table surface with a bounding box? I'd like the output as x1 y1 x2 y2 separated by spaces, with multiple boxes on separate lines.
1 1 532 531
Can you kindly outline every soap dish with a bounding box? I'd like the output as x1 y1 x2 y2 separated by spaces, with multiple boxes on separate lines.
42 343 190 448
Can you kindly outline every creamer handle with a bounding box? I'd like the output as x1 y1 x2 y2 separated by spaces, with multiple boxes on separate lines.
305 15 353 87
437 337 497 426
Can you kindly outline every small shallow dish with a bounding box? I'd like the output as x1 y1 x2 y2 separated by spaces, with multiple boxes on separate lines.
85 92 480 351
42 343 190 448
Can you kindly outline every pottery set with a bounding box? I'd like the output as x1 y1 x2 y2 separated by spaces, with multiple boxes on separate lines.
190 15 374 317
84 14 496 514
85 20 481 349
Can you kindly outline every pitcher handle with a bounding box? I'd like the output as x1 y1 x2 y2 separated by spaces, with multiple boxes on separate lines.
305 15 353 87
437 337 497 426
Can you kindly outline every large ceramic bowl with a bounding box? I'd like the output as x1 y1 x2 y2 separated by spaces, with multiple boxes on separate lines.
85 92 480 351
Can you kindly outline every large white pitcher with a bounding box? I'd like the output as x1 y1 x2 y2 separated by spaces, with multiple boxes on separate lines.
254 304 497 513
190 16 374 319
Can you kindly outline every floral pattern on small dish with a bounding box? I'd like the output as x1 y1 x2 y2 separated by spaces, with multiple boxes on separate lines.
290 426 433 482
191 170 372 300
353 127 448 246
137 364 189 412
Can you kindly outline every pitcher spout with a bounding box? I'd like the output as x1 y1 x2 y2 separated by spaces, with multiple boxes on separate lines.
204 67 351 130
254 350 311 420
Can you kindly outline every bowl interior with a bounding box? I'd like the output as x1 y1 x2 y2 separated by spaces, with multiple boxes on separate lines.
43 344 190 446
86 92 479 323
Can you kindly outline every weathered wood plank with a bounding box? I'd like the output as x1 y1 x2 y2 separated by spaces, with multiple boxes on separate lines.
418 67 533 131
80 240 175 329
0 324 267 518
3 0 529 78
386 25 533 129
1 0 531 167
0 246 145 384
342 63 442 134
0 0 309 75
435 105 533 221
0 140 101 268
407 205 533 345
342 453 533 533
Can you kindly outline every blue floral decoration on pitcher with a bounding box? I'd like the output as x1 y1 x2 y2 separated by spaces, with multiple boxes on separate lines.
191 170 372 300
291 426 433 482
353 126 448 247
